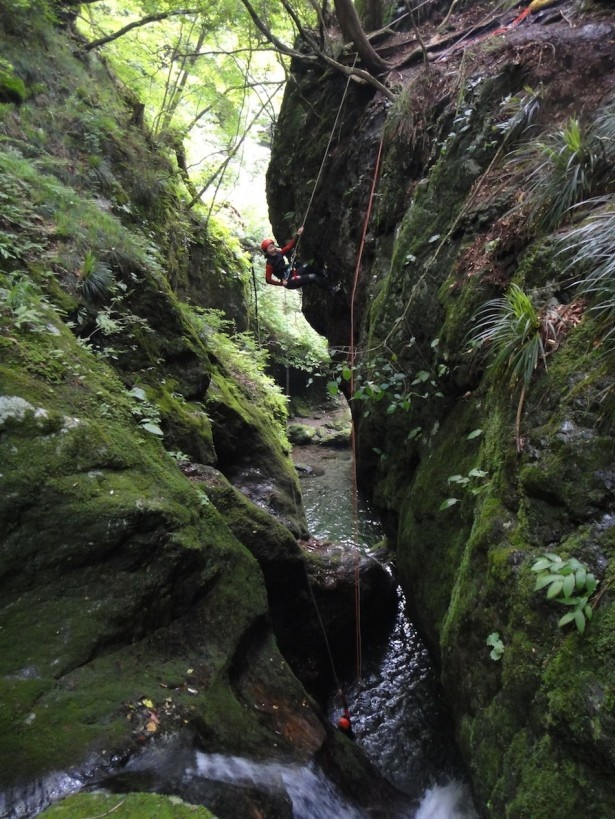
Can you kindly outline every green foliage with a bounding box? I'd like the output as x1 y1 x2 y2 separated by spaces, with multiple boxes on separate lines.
531 553 598 634
559 206 615 357
0 57 26 104
471 284 545 392
494 86 542 141
251 278 329 375
77 251 115 306
0 271 52 332
329 339 447 419
510 106 615 232
0 150 155 274
76 0 291 219
128 386 164 437
486 631 505 661
440 466 490 510
0 163 47 262
189 305 288 431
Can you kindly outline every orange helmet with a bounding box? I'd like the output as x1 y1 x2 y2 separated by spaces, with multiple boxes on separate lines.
261 238 275 252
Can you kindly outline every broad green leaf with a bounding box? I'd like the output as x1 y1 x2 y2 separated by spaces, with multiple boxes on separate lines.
129 386 147 401
584 604 593 620
467 429 483 440
141 422 164 436
586 573 598 594
558 611 576 627
562 573 575 598
574 608 586 634
575 567 586 589
534 573 562 591
531 558 552 573
568 558 582 571
439 497 460 510
546 579 564 600
468 468 488 478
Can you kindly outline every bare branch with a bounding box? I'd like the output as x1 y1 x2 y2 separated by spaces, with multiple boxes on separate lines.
187 84 280 209
82 8 198 51
238 0 395 100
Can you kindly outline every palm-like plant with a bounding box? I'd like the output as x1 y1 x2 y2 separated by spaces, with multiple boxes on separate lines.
561 206 615 350
510 108 614 233
77 250 114 305
471 284 547 450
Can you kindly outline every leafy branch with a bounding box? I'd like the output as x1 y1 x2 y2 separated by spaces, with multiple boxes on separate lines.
531 553 599 634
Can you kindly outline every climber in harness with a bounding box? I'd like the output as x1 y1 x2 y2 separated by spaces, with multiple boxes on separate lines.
261 226 331 290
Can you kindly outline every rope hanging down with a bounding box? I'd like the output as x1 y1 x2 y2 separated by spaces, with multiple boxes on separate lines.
299 129 386 691
277 62 384 708
291 55 358 265
349 130 386 682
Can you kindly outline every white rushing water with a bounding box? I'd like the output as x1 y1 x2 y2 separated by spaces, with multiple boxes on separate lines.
184 751 475 818
189 753 367 818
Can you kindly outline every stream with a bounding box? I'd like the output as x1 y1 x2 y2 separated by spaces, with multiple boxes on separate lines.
296 441 478 819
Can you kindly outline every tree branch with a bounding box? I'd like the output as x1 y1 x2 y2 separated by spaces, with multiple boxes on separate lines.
238 0 395 100
82 8 198 51
187 84 280 209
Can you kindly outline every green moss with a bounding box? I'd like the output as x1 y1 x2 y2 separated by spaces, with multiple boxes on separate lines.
0 65 26 104
497 733 590 818
40 791 215 818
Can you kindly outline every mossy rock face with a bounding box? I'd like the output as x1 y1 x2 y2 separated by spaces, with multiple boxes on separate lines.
206 368 307 537
270 10 615 815
0 66 26 104
0 329 327 813
0 355 266 789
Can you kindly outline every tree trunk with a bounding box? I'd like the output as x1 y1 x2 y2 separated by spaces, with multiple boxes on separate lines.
356 0 383 32
333 0 389 75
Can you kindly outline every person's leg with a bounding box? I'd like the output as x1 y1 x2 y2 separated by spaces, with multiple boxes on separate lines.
285 274 315 289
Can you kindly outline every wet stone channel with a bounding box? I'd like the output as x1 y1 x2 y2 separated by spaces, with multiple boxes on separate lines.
294 438 478 818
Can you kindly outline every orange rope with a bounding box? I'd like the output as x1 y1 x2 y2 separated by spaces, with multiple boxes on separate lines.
349 131 386 681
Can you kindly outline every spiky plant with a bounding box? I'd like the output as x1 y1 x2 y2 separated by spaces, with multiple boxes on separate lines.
77 250 114 305
495 85 542 141
510 108 614 233
560 205 615 352
471 284 547 450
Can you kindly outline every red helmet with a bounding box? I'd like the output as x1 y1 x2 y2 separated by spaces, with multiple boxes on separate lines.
338 716 351 732
261 238 275 252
